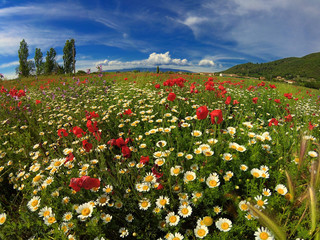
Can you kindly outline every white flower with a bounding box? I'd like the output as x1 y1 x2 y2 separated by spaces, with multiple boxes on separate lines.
165 212 180 226
215 218 232 232
76 202 93 220
254 227 274 240
194 225 208 238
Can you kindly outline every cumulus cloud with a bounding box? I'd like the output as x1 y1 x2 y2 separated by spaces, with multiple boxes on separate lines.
198 59 215 66
96 52 189 67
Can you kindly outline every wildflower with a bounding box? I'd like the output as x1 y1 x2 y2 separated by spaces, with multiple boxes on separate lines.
101 214 112 223
178 205 192 218
185 154 193 160
139 198 151 210
165 212 180 226
206 173 220 188
96 194 110 206
38 206 52 219
184 171 196 182
255 195 268 209
76 202 93 220
0 213 7 225
275 184 288 195
210 109 223 124
44 214 57 226
27 196 41 212
308 151 318 158
213 206 221 214
119 227 129 238
171 166 183 176
222 153 232 162
254 227 274 240
63 212 73 221
202 216 214 226
196 106 209 120
239 200 249 211
191 130 202 137
125 214 134 222
155 158 165 166
194 225 208 238
156 196 170 209
167 232 184 240
103 185 113 194
167 92 176 101
262 188 272 197
215 218 232 232
240 164 248 171
251 168 262 178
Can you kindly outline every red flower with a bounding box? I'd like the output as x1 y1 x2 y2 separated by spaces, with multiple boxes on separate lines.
167 92 176 101
72 126 86 138
58 128 68 138
196 106 209 120
35 100 41 104
69 176 100 192
225 96 231 105
64 153 74 164
140 156 150 165
121 146 131 158
285 114 293 122
87 120 99 133
18 89 25 97
210 109 223 124
284 93 292 99
269 84 276 89
233 100 239 105
123 109 132 115
252 97 258 104
155 84 160 89
116 138 126 148
82 140 93 152
274 99 281 104
156 183 164 190
152 167 163 179
268 118 278 126
309 121 314 130
86 111 99 120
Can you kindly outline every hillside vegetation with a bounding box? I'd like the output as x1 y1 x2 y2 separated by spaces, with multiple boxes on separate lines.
222 52 320 87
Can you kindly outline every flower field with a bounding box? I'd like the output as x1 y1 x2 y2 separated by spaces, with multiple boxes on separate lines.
0 72 320 240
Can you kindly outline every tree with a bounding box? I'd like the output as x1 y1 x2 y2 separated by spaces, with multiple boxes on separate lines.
44 48 56 75
63 39 76 74
156 66 160 74
34 48 43 75
18 39 30 77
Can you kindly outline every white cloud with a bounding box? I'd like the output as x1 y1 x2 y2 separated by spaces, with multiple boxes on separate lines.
198 59 215 66
0 60 19 68
96 52 190 67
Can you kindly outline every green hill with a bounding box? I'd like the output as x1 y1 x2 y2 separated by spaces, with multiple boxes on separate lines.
221 52 320 86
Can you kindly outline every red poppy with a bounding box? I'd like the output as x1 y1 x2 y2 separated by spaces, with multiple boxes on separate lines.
269 84 276 89
140 156 150 165
123 109 132 115
35 100 42 104
72 126 86 138
156 183 164 190
252 97 258 104
116 138 126 148
155 84 160 89
87 120 99 133
82 140 93 152
58 128 68 138
268 118 278 126
225 96 231 105
210 109 223 124
274 99 281 104
64 152 74 164
167 92 176 101
152 167 163 179
309 121 314 130
86 111 99 120
196 106 209 120
284 93 292 99
285 114 293 122
233 100 239 105
121 145 131 158
69 176 100 192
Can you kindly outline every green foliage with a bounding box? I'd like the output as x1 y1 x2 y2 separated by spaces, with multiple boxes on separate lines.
63 39 76 74
18 39 30 77
34 48 44 76
222 52 320 82
44 48 57 75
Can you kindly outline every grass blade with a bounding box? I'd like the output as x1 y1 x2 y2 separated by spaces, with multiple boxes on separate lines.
285 170 294 203
247 204 286 240
309 186 317 235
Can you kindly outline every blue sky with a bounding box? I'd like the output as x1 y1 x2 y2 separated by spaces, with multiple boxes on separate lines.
1 0 320 79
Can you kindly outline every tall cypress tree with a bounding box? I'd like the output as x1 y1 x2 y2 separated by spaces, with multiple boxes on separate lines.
18 39 29 77
63 39 76 74
34 48 43 75
44 48 56 75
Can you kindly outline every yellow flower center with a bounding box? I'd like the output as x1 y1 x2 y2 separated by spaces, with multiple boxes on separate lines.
257 200 264 206
241 204 248 210
181 208 189 215
278 189 284 195
173 168 180 174
141 201 148 208
159 199 167 206
253 172 260 178
43 211 50 217
100 197 107 203
145 175 154 182
169 215 177 223
31 200 38 207
0 217 6 224
186 174 194 181
65 214 72 220
221 222 229 230
33 175 41 182
81 208 91 216
197 229 206 236
54 161 62 167
48 216 56 223
209 180 217 187
260 232 269 240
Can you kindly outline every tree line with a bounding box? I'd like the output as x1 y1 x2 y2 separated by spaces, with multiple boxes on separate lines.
17 39 76 77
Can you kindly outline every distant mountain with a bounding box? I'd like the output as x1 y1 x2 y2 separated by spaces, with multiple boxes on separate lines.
221 52 320 83
103 67 193 73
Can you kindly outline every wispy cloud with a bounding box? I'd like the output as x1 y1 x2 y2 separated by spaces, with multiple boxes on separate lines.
0 60 18 68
